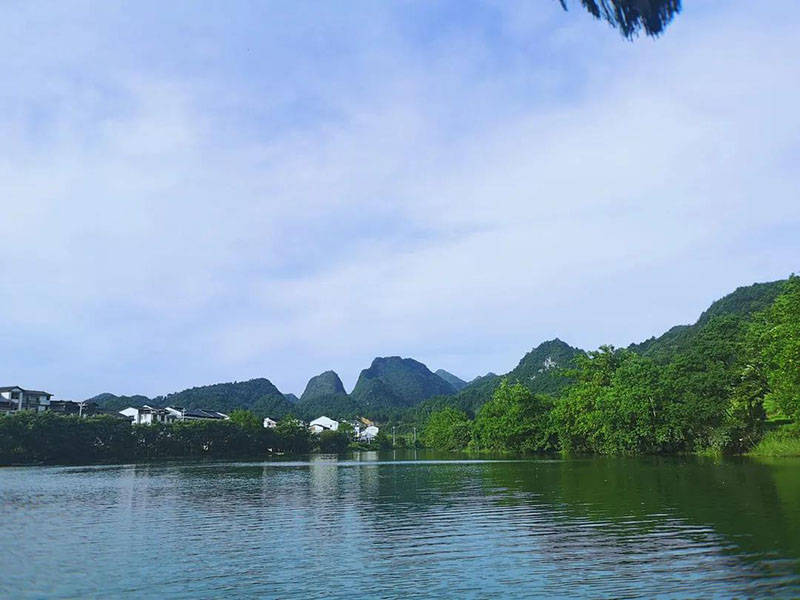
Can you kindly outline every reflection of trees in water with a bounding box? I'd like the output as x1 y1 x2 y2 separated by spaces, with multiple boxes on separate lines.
483 457 800 567
561 0 682 38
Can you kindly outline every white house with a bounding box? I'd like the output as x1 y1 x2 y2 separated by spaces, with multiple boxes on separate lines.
309 416 339 433
165 407 229 421
0 386 53 413
119 405 177 426
263 417 278 429
359 425 380 442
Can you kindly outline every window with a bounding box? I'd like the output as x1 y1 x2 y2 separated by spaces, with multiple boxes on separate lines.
10 392 20 400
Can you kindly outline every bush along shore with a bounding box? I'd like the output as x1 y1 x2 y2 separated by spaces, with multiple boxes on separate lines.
0 411 322 466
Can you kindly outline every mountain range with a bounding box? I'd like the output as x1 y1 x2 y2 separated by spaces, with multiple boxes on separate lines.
88 278 788 422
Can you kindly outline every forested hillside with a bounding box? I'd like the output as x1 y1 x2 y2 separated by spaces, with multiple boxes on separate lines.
294 371 360 420
85 276 798 457
350 357 456 415
435 370 468 391
422 277 800 456
162 379 293 418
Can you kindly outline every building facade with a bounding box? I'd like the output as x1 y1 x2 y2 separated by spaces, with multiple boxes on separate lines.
0 386 53 413
119 405 177 426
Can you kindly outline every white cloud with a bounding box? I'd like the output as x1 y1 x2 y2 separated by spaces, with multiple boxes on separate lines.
0 1 798 397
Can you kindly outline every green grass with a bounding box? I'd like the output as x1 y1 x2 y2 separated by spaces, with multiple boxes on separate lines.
748 424 800 457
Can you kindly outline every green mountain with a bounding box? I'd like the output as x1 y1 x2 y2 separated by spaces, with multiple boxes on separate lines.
428 340 584 417
351 357 456 412
300 370 346 401
89 392 153 412
296 394 363 421
506 338 584 394
435 369 468 391
294 370 361 420
283 393 299 404
162 378 293 418
629 280 785 362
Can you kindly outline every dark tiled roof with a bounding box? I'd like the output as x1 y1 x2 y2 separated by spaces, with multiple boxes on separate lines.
184 408 227 419
0 386 52 396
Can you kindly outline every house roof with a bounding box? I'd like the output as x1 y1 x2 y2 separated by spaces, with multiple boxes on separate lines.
183 408 227 419
309 416 339 429
0 386 52 396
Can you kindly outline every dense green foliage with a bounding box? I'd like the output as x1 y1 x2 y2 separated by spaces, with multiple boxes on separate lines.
0 412 307 465
163 378 293 418
228 408 262 429
472 382 556 453
421 278 800 456
421 407 472 451
629 280 785 361
745 277 800 421
318 423 354 454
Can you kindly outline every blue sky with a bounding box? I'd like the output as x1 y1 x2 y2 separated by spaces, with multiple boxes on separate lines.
1 1 798 399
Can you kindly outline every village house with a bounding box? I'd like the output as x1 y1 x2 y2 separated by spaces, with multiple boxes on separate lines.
0 386 53 413
119 405 177 426
309 416 339 433
359 425 380 442
263 417 278 429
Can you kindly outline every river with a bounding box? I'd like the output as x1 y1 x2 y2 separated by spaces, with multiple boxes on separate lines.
1 452 799 598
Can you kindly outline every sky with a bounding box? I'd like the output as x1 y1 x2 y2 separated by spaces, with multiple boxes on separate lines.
1 1 798 399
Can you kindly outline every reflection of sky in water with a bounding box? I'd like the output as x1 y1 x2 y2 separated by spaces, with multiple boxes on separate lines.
1 454 799 599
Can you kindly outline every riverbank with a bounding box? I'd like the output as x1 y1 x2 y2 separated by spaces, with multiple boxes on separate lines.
748 425 800 457
4 411 799 468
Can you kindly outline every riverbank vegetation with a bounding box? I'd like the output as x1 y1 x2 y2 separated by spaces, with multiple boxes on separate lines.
0 411 317 465
748 424 800 457
422 277 800 456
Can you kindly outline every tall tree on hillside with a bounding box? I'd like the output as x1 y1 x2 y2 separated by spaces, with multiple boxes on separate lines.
746 277 800 421
560 0 682 38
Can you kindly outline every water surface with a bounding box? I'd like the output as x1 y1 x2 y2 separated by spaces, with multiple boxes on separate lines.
2 452 799 598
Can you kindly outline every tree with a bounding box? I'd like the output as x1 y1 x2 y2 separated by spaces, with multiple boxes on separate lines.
472 381 556 453
422 407 472 451
553 347 673 455
275 417 312 453
746 276 800 421
228 409 262 429
318 429 351 453
559 0 682 39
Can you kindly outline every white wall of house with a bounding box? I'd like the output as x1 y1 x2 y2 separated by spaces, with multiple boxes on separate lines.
359 425 379 442
119 406 175 426
309 416 339 433
263 417 277 428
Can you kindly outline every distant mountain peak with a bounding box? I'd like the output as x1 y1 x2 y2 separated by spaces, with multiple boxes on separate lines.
435 369 468 391
300 370 347 402
351 356 456 410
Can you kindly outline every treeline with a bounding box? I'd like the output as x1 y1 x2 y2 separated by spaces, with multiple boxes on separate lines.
0 411 363 466
422 277 800 456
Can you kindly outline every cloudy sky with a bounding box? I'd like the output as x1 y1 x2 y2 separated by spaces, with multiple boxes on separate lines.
1 1 798 399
